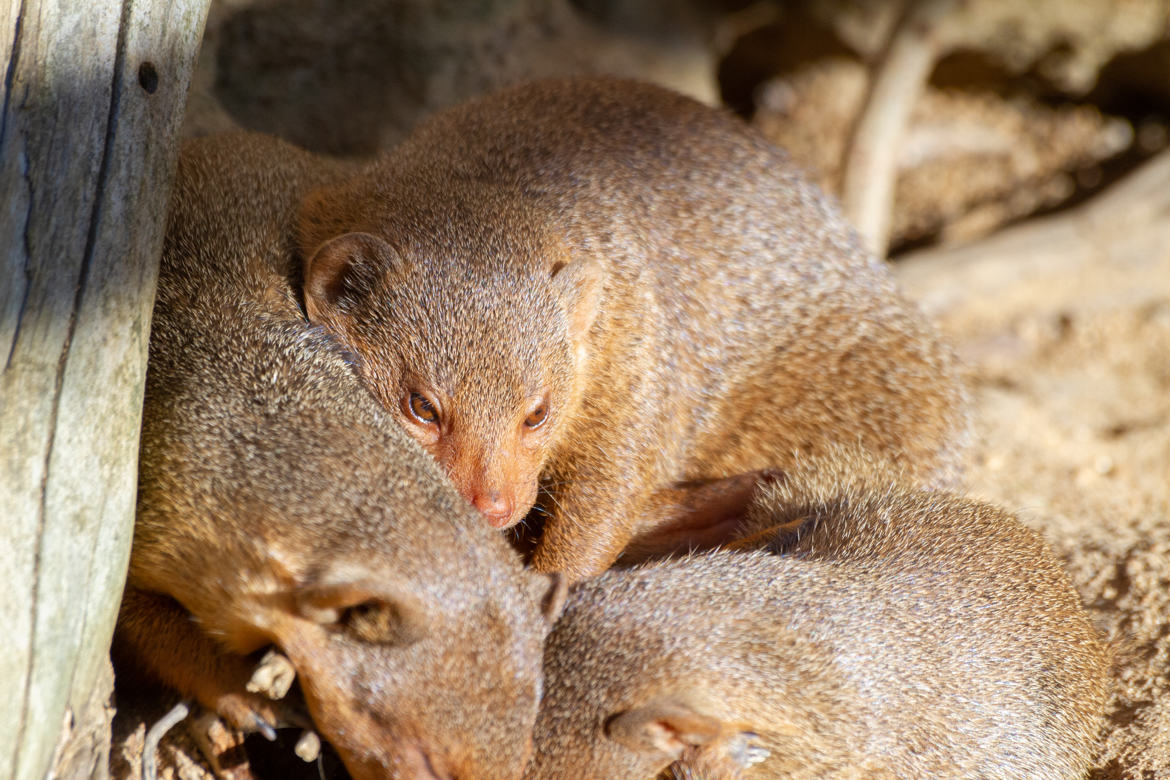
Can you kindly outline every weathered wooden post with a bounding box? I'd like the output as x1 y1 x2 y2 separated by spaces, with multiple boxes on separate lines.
1 2 209 777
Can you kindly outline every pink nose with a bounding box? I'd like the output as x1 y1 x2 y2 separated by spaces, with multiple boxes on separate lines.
473 491 514 528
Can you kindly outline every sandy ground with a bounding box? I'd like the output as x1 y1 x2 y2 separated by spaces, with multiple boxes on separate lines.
897 205 1170 776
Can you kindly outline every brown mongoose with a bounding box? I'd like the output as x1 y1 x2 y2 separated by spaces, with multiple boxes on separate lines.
294 76 968 580
117 132 565 780
526 453 1109 779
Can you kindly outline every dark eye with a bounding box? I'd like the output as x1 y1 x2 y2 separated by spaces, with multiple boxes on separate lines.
339 601 421 646
406 392 439 425
524 402 549 429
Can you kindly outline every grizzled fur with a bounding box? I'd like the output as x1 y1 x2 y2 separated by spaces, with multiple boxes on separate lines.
296 76 969 580
529 453 1108 779
119 134 561 780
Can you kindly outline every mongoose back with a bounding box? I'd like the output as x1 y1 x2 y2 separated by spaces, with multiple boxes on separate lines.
119 133 564 780
527 454 1109 779
295 76 968 579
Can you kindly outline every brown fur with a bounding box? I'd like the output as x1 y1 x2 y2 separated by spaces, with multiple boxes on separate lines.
295 76 968 580
118 133 563 780
527 453 1109 779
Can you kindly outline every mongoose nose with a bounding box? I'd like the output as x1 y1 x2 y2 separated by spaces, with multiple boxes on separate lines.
473 491 514 528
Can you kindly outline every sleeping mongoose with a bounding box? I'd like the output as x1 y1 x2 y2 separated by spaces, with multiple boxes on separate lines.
527 453 1108 779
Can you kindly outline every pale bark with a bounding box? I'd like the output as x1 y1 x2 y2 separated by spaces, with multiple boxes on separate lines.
895 148 1170 315
840 0 957 257
0 1 209 778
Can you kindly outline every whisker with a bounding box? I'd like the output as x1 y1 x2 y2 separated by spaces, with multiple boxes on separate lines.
536 488 568 516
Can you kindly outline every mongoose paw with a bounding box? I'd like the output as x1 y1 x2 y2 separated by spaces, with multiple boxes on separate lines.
245 648 296 700
210 689 286 738
187 710 257 780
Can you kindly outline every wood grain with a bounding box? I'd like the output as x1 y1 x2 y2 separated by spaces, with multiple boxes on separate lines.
0 2 209 777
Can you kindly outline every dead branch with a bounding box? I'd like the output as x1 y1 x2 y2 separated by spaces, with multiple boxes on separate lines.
840 0 959 257
895 148 1170 315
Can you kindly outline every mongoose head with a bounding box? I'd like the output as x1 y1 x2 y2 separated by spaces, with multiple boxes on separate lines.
134 326 568 779
262 549 567 780
525 563 779 780
298 188 601 531
529 536 1110 780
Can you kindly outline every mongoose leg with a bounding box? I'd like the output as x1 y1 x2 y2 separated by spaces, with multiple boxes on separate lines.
116 588 298 735
530 482 640 580
621 469 786 563
187 710 256 780
537 469 790 574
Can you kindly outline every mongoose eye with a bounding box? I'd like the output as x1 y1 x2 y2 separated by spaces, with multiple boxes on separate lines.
406 392 440 425
338 600 425 646
524 402 549 429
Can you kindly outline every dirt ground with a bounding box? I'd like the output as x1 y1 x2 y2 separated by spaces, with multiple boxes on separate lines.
897 197 1170 777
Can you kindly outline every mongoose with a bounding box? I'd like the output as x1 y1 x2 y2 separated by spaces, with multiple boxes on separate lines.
527 453 1109 779
295 76 968 580
117 133 565 780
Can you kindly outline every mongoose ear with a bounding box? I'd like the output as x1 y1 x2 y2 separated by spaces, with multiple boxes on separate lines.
605 697 724 762
303 232 401 324
296 574 432 647
528 571 568 627
549 258 602 343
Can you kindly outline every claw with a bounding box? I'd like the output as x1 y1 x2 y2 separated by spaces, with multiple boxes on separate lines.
251 713 278 742
742 744 771 766
728 731 770 767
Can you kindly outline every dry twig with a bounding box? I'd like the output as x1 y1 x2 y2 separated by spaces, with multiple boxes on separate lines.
840 0 959 257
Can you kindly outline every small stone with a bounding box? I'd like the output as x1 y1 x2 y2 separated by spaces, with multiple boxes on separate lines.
295 730 322 762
